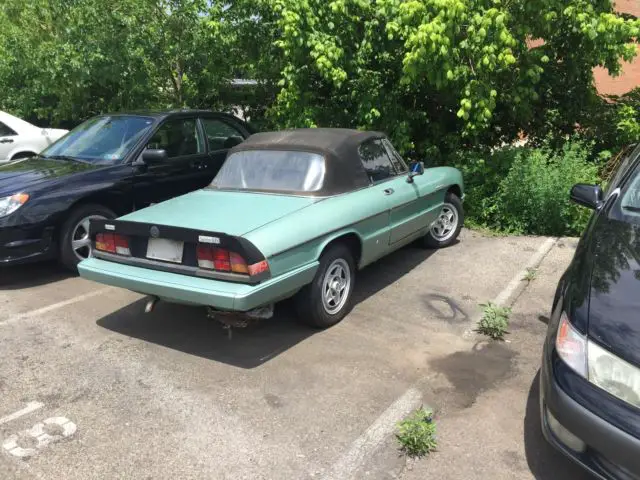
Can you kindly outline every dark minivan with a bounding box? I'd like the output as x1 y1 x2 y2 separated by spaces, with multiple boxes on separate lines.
0 110 253 271
540 142 640 479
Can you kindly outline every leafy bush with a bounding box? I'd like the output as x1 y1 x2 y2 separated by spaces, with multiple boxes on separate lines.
477 302 511 340
453 139 602 236
396 408 437 458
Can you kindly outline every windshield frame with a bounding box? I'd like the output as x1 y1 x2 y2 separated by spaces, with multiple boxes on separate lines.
608 144 640 224
209 149 328 196
40 114 158 165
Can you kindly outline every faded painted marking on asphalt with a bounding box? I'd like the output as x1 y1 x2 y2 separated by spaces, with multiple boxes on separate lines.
2 416 77 458
0 402 44 426
327 388 422 480
0 287 111 326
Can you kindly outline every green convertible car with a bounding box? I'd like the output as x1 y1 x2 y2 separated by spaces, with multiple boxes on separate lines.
78 129 464 328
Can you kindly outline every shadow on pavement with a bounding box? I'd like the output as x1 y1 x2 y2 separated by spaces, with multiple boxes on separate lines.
0 261 72 290
524 371 592 480
97 244 437 368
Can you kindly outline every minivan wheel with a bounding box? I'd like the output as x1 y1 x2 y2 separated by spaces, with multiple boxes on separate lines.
59 204 115 272
295 244 356 328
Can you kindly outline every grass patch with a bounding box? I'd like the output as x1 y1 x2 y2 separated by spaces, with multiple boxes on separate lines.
396 407 437 458
523 267 538 282
477 302 511 340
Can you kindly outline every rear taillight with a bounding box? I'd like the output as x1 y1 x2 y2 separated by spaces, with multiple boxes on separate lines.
229 252 248 274
96 233 130 256
114 235 131 256
196 245 214 269
197 245 265 276
213 248 231 271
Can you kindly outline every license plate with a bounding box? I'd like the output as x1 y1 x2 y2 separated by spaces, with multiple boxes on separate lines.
146 238 184 264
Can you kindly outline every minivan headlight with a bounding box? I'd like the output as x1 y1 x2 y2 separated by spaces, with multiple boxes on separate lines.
0 193 29 218
556 311 640 408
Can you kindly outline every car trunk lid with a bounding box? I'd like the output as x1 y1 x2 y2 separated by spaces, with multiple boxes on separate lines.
121 189 319 237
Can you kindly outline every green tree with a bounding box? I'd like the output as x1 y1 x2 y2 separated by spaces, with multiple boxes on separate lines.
268 0 640 157
0 0 233 125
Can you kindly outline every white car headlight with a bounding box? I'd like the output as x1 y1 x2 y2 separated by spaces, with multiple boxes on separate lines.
556 311 640 408
0 193 30 218
588 341 640 408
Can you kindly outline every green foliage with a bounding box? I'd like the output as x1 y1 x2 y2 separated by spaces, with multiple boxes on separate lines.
0 0 637 155
477 302 511 340
0 0 256 125
523 268 538 282
396 408 437 458
268 0 639 157
455 140 602 236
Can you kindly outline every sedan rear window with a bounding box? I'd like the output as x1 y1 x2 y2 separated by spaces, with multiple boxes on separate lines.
211 150 326 193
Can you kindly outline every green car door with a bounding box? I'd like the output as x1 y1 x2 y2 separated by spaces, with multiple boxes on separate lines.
358 139 440 246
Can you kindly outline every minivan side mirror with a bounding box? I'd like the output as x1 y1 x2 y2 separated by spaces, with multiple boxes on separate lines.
570 183 604 210
141 148 168 165
407 161 425 183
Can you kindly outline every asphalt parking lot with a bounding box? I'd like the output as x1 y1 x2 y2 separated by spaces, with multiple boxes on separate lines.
0 230 592 479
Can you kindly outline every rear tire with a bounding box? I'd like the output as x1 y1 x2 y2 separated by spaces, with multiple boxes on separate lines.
295 244 356 328
59 204 115 272
421 192 464 249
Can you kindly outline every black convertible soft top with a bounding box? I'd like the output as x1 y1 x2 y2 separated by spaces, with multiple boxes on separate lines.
227 128 386 196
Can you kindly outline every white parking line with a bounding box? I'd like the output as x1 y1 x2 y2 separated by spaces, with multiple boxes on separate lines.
0 402 44 426
463 237 557 338
327 388 422 480
493 237 557 306
0 287 112 326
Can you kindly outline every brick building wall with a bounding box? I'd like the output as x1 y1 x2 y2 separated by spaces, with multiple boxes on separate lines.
593 0 640 95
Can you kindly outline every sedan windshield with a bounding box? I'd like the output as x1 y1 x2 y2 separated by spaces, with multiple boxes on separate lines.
41 115 154 164
211 150 326 193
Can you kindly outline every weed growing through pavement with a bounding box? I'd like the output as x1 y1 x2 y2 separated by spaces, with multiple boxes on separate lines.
523 267 538 282
477 302 511 340
396 407 437 457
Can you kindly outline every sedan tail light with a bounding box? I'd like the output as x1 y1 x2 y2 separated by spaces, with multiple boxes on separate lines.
96 233 130 256
197 244 267 276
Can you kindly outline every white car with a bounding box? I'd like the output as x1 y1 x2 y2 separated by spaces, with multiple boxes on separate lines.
0 111 68 163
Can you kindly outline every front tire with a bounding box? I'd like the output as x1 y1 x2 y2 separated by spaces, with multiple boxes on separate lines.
59 204 115 272
295 244 356 328
421 192 464 249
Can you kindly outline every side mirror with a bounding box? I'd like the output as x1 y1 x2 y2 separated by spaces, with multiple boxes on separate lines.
570 183 604 210
407 161 425 183
140 148 168 165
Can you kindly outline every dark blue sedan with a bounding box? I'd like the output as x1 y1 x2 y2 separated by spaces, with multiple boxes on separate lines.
540 142 640 479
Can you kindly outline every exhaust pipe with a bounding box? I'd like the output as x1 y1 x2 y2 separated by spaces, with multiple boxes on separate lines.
144 296 159 313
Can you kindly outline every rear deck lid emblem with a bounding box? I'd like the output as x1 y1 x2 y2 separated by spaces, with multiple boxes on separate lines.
150 226 160 238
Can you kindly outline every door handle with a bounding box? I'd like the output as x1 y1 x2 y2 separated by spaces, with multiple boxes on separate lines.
383 188 394 195
0 139 14 144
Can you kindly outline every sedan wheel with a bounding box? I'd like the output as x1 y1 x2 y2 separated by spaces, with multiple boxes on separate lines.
295 244 356 328
71 214 107 261
59 204 115 272
430 204 458 242
422 192 464 249
322 258 352 315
